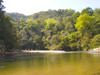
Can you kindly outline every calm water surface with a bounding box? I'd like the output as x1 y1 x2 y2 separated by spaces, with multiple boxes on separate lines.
0 51 100 75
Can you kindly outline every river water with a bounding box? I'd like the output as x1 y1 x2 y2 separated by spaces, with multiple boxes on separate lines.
0 51 100 75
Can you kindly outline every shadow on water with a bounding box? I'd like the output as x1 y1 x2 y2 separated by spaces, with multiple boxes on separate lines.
0 54 15 62
0 52 46 62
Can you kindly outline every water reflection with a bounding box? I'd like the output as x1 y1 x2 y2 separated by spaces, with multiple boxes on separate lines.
0 51 100 75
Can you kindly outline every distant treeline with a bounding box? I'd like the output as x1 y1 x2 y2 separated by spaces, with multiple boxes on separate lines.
5 7 100 51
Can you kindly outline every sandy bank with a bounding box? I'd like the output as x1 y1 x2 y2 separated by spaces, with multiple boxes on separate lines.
21 50 66 53
3 50 66 54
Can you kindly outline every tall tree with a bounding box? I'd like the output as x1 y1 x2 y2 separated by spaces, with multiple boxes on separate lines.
92 8 100 35
0 0 20 51
81 7 94 16
0 0 5 45
0 0 5 11
75 13 94 35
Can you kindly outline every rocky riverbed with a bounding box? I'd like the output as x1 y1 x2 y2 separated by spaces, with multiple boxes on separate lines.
89 47 100 52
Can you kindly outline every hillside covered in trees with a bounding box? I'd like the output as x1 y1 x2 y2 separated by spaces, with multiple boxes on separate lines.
5 7 100 51
5 13 28 22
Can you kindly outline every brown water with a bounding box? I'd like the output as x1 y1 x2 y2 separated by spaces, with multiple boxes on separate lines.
0 51 100 75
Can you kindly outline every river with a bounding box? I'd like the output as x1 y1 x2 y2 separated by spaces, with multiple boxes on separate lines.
0 51 100 75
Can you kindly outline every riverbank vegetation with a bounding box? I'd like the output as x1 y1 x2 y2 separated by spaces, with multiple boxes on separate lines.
1 0 100 51
0 0 20 52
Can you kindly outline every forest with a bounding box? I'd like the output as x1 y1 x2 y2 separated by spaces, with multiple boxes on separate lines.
1 0 100 51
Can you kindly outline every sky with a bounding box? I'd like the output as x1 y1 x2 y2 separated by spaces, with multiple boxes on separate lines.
3 0 100 15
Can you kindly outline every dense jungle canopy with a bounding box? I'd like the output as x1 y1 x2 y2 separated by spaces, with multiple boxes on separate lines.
1 0 100 51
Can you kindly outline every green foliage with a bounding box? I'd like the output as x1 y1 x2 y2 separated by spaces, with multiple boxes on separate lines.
92 8 100 35
26 19 34 23
68 31 82 50
73 12 80 18
45 18 57 30
75 13 94 34
0 0 21 51
28 9 75 20
90 34 100 49
81 33 92 50
69 31 80 42
81 7 94 16
5 13 28 22
57 36 70 50
93 8 100 21
5 7 100 51
55 16 65 31
65 21 76 35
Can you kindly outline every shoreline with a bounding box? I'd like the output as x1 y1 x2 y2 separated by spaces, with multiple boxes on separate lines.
21 50 66 53
2 50 67 54
1 48 100 54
